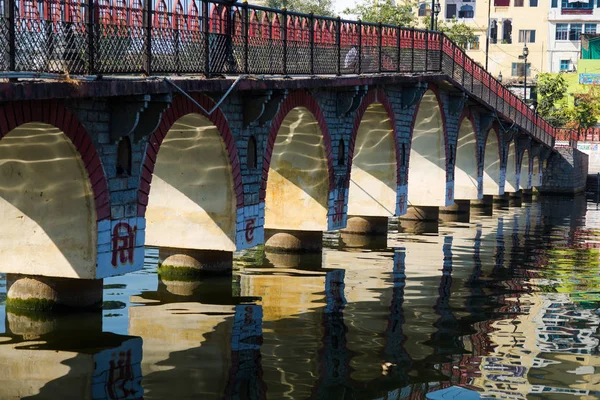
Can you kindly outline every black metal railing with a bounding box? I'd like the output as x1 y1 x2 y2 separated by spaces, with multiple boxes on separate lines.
0 0 560 147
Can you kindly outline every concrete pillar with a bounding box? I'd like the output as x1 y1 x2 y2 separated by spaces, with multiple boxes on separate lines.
264 229 323 253
6 275 103 312
399 206 439 234
509 191 523 207
470 195 493 216
439 200 470 223
159 247 233 277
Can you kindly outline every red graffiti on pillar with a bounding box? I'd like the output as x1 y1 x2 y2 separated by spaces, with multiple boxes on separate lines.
398 194 406 214
245 219 256 243
106 350 137 399
111 222 137 267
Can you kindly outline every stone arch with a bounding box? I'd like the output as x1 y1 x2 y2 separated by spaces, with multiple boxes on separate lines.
532 155 541 187
407 87 449 207
0 101 109 279
454 110 479 200
483 126 502 196
262 91 334 231
505 140 518 193
140 93 243 252
520 148 531 190
347 89 399 217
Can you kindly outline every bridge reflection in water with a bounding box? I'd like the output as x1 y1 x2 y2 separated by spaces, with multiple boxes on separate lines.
1 197 600 399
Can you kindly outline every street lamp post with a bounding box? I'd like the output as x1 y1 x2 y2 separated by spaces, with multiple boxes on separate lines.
522 43 529 102
430 0 441 30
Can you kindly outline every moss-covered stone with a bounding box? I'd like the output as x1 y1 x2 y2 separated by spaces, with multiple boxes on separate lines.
6 297 56 312
158 264 205 282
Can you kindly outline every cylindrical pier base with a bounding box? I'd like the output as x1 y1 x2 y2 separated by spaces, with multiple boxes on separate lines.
509 191 523 207
341 216 388 235
400 206 439 221
159 248 233 277
522 189 533 203
439 200 470 222
470 195 493 216
6 275 103 312
264 229 323 253
493 194 510 210
264 251 323 269
340 233 388 249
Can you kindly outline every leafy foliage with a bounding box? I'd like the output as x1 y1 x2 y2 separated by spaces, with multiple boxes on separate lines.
568 86 600 131
265 0 335 16
438 19 477 50
344 0 418 28
536 73 571 127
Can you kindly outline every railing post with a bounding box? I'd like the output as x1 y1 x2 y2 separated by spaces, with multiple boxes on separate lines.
282 8 287 76
143 0 153 75
425 30 429 71
410 28 414 72
396 26 400 73
87 0 95 74
243 1 249 74
378 22 382 73
357 19 362 74
7 0 15 71
336 16 341 76
309 13 314 75
202 0 210 76
439 34 443 72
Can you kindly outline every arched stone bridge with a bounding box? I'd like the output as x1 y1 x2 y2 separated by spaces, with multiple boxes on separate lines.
0 0 582 307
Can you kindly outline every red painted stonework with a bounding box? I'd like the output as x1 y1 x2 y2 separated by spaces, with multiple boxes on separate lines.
0 101 111 222
261 90 335 202
137 93 243 217
347 89 400 189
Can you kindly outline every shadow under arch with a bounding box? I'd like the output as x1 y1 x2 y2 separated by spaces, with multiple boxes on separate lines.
532 155 541 187
347 89 399 217
454 111 479 200
407 87 449 207
141 94 243 252
483 125 502 196
0 100 109 279
262 91 334 231
505 140 518 193
520 148 531 190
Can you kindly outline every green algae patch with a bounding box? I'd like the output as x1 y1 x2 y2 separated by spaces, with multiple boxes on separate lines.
6 297 56 312
158 264 205 282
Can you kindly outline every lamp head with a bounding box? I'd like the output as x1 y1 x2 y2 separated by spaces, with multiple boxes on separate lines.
523 45 529 58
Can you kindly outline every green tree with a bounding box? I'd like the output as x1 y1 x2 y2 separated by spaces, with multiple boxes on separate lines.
568 86 600 131
266 0 335 16
536 73 571 127
344 0 418 28
437 19 477 50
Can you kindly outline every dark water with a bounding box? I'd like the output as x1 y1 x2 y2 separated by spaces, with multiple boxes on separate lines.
1 196 600 399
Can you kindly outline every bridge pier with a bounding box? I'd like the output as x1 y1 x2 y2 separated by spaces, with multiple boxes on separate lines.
522 189 533 203
399 206 439 234
509 191 523 207
264 229 323 253
439 200 470 222
493 194 510 209
158 248 233 277
470 195 493 216
6 275 103 311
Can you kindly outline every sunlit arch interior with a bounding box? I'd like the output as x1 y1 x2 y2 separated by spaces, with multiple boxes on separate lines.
348 103 397 217
0 122 97 278
483 128 501 196
505 141 518 193
532 156 541 187
146 113 237 251
520 149 531 190
454 117 479 200
265 107 329 231
407 90 446 207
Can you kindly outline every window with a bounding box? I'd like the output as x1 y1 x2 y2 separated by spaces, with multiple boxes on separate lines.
512 62 531 76
560 59 571 71
418 3 431 16
468 36 481 50
561 0 593 10
446 4 457 18
502 19 512 43
514 0 524 6
490 19 498 44
552 0 558 7
494 0 510 5
530 0 538 6
556 23 568 40
585 23 597 34
569 24 582 40
458 4 474 18
519 30 536 43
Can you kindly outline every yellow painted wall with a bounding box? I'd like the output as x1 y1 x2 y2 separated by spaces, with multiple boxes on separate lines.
408 91 447 207
0 123 97 278
505 141 518 192
348 103 397 217
265 107 329 231
454 118 479 200
520 149 531 190
483 128 501 196
146 114 236 251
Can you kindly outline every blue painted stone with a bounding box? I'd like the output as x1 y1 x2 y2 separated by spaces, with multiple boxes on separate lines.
426 386 481 400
